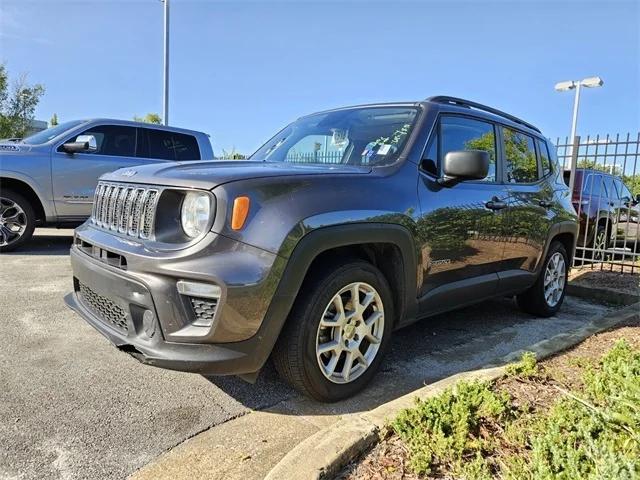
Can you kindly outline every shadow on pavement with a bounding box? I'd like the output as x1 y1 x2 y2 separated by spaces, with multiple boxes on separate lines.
3 230 74 256
204 296 610 417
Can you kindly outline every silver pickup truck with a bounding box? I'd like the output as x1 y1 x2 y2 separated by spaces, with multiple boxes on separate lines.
0 119 213 251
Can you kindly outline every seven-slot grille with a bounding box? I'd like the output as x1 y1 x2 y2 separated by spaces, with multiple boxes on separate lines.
92 182 159 239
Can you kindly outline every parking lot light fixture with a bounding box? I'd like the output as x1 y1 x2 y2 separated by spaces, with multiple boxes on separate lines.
555 76 604 193
162 0 170 126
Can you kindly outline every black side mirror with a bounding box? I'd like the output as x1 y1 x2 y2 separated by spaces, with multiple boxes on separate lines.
61 134 97 154
439 150 489 185
635 193 640 205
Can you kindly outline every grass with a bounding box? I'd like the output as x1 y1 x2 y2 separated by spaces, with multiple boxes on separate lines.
390 341 640 479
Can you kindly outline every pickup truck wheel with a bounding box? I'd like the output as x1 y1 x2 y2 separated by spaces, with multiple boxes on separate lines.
516 241 568 317
0 190 35 252
273 261 393 402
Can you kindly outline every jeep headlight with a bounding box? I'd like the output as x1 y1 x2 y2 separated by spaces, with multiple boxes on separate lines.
181 192 211 238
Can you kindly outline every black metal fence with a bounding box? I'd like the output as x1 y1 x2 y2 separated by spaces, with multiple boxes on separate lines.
556 133 640 272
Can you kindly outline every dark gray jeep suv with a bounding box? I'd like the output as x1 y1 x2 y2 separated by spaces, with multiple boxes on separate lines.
66 97 578 401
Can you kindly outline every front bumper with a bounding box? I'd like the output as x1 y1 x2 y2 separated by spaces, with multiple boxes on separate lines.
65 292 255 375
65 226 287 376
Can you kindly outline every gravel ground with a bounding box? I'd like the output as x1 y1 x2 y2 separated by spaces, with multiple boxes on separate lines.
569 264 639 296
0 229 621 480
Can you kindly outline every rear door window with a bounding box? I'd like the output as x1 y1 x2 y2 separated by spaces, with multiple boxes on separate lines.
502 127 539 183
172 132 201 161
583 174 605 197
137 129 201 161
602 176 618 199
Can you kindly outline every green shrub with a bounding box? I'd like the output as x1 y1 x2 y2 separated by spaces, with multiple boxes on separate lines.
392 341 640 480
506 351 538 378
391 380 511 476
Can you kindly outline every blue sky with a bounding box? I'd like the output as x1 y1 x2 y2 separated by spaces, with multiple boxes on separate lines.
1 0 638 155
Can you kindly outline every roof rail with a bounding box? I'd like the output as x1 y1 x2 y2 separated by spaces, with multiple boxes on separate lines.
426 96 541 133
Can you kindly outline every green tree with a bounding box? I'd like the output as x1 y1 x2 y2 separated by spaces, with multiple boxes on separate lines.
0 64 45 139
133 113 162 124
50 113 59 127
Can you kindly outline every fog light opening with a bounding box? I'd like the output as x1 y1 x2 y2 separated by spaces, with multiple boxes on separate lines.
176 280 221 328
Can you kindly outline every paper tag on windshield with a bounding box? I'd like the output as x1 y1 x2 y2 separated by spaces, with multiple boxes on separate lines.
377 144 391 155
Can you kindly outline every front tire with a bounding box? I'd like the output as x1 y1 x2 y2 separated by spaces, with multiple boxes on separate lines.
516 241 568 317
272 260 394 402
0 189 35 253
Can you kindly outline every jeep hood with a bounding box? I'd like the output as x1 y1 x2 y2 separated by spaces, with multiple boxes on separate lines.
101 160 372 189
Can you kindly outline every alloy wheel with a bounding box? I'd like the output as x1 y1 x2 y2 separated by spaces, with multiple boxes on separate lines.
593 230 607 261
543 252 566 308
315 282 385 384
0 197 27 247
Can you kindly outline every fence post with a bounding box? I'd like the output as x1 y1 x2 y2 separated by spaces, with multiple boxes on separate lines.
567 135 581 195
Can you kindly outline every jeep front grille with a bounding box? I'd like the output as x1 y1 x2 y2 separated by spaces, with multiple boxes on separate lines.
92 182 159 239
77 281 128 333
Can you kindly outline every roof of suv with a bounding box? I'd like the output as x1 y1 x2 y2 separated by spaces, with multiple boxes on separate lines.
302 97 544 140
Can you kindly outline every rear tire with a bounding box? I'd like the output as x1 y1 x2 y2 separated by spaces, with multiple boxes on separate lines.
272 260 394 402
516 241 568 317
0 189 35 253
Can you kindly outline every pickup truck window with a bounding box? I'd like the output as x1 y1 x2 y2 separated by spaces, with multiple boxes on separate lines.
63 125 136 157
250 106 419 167
137 129 201 161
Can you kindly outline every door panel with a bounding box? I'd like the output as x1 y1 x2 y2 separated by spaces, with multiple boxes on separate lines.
52 125 170 219
503 183 553 272
417 178 509 314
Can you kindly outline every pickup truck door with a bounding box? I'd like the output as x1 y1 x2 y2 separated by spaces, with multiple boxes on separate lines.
51 124 171 220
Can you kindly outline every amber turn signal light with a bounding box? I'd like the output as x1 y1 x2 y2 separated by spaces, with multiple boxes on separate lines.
231 196 250 230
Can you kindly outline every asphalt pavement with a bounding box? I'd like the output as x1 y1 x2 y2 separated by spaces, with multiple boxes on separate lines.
0 229 616 480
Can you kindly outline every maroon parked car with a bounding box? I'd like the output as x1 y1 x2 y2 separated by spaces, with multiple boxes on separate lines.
565 168 640 259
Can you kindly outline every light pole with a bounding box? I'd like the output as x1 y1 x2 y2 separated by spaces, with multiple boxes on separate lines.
162 0 170 125
555 76 603 192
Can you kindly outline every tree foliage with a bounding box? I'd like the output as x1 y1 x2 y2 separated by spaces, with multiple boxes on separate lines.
133 113 162 124
50 113 59 127
0 64 45 139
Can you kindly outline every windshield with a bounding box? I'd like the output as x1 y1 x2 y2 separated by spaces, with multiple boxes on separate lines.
21 120 87 145
250 106 420 166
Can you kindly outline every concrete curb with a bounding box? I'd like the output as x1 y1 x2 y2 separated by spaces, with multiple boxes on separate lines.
265 295 640 480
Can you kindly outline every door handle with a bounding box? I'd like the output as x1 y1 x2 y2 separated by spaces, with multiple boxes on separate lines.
485 197 507 210
538 200 553 208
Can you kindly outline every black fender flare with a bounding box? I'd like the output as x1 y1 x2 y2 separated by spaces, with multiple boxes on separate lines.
539 220 578 270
